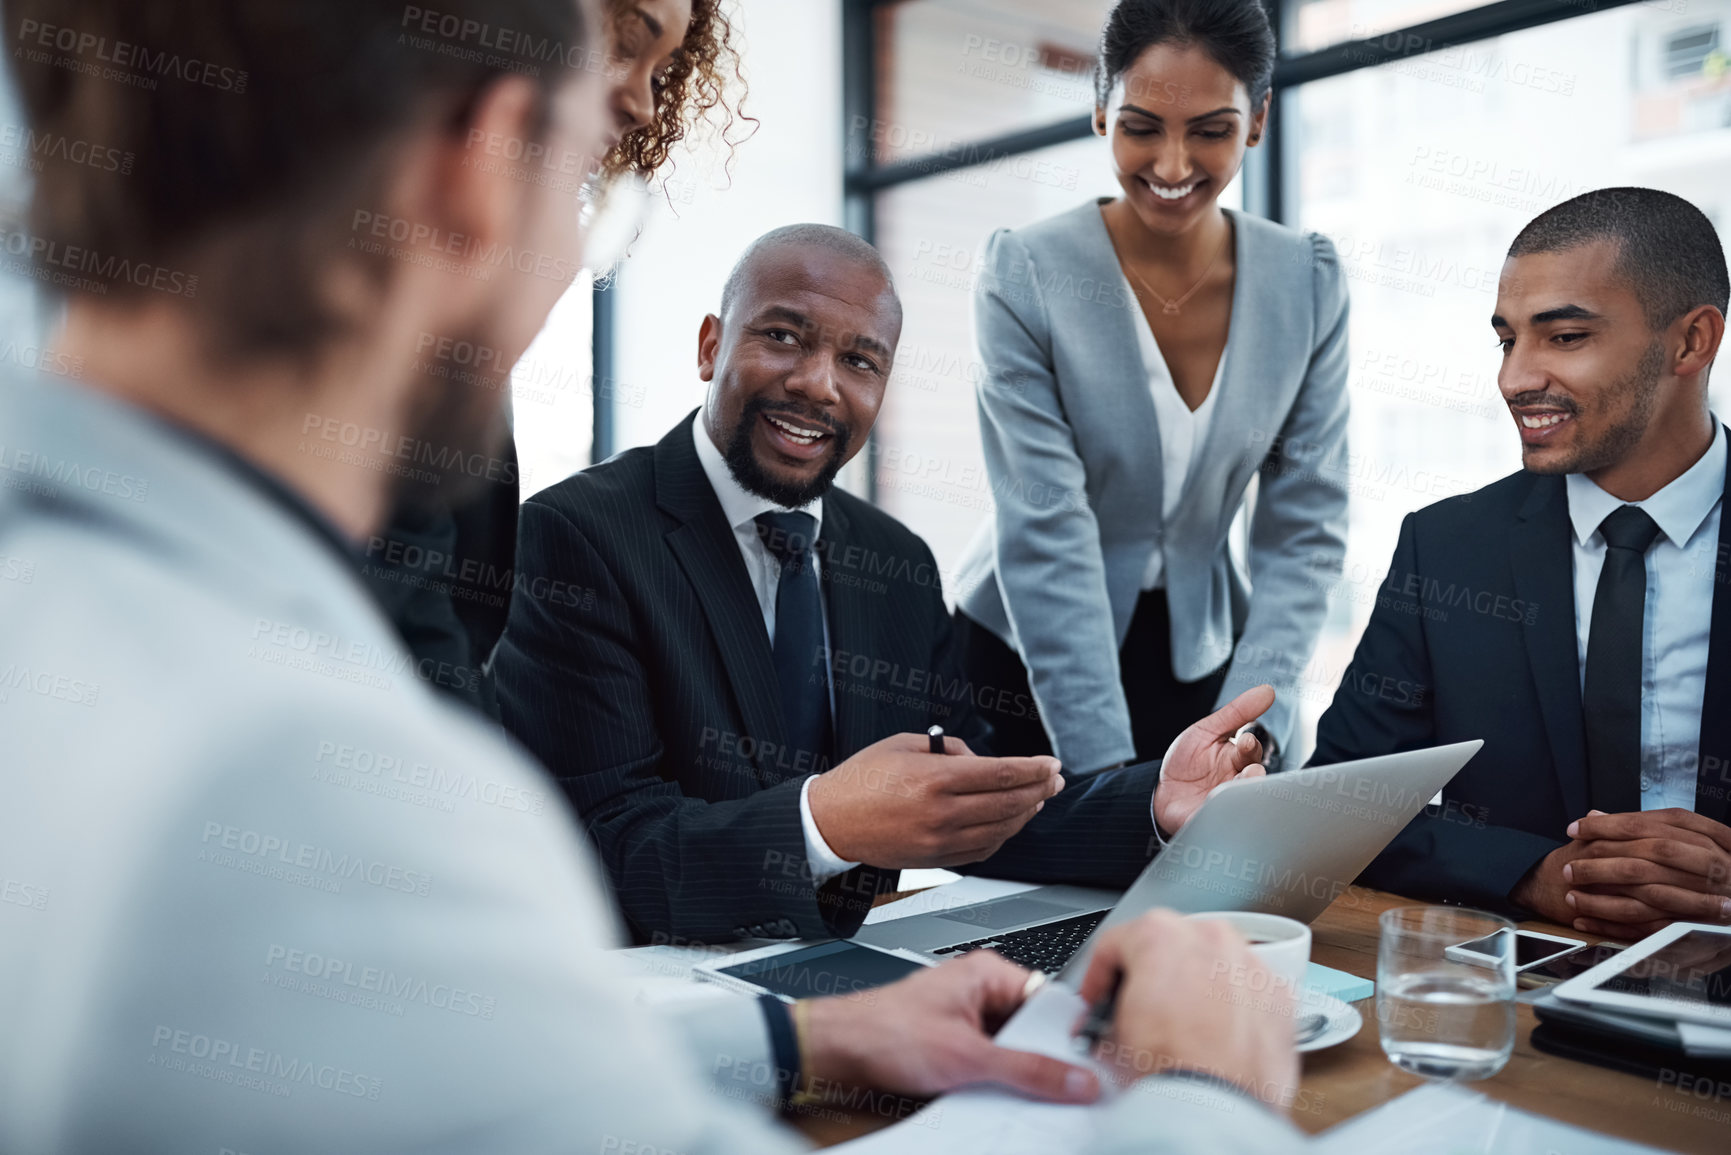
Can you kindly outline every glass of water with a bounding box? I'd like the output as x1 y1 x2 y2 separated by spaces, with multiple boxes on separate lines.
1377 905 1516 1081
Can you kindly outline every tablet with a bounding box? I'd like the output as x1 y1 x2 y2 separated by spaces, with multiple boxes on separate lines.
693 940 935 1003
1552 922 1731 1028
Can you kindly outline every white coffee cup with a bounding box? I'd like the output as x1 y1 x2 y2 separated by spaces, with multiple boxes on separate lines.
1185 911 1312 1001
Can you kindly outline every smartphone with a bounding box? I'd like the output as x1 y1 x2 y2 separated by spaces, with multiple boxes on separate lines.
1444 928 1588 973
1518 941 1626 987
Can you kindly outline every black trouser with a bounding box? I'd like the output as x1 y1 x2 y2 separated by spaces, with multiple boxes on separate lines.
954 590 1228 767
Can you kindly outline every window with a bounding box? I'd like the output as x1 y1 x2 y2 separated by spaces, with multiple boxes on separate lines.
875 0 1107 164
1284 0 1731 750
512 273 597 500
1663 24 1721 81
849 0 1731 761
873 136 1113 566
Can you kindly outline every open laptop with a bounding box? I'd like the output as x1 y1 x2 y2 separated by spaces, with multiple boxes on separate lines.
854 741 1483 978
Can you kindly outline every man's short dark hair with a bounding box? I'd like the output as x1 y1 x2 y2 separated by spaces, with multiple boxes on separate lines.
719 224 901 327
1508 187 1729 330
7 0 594 362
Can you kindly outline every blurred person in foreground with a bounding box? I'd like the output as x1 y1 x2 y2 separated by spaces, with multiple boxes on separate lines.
0 1 1306 1152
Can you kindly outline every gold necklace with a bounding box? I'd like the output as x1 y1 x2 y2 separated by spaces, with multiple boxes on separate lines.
1123 226 1230 316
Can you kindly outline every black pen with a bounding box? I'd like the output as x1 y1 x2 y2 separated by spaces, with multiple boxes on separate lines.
927 724 946 755
1078 973 1121 1049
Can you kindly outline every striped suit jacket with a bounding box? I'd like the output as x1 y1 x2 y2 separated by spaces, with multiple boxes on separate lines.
495 414 1165 943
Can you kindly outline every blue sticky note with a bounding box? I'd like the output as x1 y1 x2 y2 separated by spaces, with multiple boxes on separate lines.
1305 961 1374 1003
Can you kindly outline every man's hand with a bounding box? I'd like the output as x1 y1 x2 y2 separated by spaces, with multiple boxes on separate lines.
1077 910 1298 1108
1508 837 1601 926
1151 685 1276 836
1560 809 1731 939
799 951 1099 1104
806 733 1063 867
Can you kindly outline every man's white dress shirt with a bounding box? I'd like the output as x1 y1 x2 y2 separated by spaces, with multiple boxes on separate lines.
1566 424 1725 812
691 415 859 885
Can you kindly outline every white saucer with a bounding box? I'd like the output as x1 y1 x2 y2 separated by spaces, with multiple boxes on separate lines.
1296 991 1363 1053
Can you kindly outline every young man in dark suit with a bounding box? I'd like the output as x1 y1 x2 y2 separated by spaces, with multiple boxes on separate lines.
1314 187 1731 939
496 224 1278 943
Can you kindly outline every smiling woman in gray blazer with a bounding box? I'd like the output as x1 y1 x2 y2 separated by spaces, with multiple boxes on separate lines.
953 0 1349 776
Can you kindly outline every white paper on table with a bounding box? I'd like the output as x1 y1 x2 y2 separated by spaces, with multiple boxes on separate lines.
1678 1020 1731 1057
829 982 1113 1155
861 875 1042 925
1311 1083 1675 1154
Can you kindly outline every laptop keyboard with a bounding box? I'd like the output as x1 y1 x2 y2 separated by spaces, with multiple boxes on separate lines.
928 910 1109 974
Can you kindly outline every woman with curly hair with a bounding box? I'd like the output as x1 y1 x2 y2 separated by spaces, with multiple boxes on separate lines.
601 0 751 185
369 0 752 719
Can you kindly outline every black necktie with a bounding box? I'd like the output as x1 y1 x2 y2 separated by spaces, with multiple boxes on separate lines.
1582 504 1663 814
755 512 831 770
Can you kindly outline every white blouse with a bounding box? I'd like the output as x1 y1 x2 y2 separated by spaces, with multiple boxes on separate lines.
1125 278 1225 590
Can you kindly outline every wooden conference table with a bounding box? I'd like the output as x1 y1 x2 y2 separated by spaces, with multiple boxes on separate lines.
796 887 1728 1153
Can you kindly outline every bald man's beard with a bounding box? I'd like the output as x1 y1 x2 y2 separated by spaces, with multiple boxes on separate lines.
389 349 517 519
723 396 854 509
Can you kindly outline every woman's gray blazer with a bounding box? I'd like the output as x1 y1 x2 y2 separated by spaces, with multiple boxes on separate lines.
953 201 1351 772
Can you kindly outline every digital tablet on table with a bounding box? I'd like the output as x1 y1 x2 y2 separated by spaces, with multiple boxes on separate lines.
1552 922 1731 1028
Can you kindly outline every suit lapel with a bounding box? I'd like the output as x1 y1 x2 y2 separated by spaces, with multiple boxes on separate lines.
817 500 877 762
655 417 788 785
1511 474 1591 821
1696 425 1731 823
